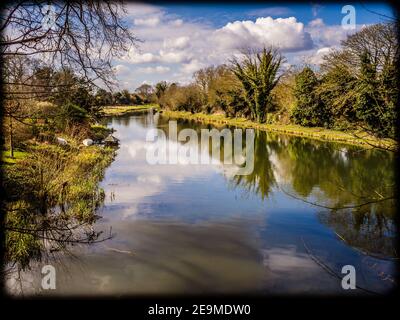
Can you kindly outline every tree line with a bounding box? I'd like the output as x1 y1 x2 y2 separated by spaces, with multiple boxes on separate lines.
155 23 397 140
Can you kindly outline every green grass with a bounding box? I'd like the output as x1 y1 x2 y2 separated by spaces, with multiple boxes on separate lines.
162 110 397 150
102 104 159 116
1 150 29 164
90 124 112 140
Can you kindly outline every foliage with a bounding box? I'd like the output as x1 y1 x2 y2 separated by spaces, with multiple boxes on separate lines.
135 84 156 104
352 51 397 138
319 23 398 139
3 139 115 269
160 84 203 113
231 48 282 123
155 81 169 101
194 65 246 116
55 102 88 130
291 67 331 127
271 69 297 124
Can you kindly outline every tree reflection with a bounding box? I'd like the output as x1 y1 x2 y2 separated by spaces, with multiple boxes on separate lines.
317 201 396 258
224 128 396 258
111 113 396 258
229 131 276 200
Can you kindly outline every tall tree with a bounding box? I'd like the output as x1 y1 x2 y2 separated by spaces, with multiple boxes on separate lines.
291 67 331 127
1 1 138 92
320 23 398 140
135 84 154 103
231 48 282 123
155 81 168 101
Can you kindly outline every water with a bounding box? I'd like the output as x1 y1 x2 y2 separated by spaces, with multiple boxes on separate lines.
9 111 397 296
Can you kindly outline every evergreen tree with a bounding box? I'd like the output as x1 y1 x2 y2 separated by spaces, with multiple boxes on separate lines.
291 67 331 127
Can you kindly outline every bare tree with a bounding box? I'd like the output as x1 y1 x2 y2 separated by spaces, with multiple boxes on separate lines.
1 1 136 273
1 0 138 94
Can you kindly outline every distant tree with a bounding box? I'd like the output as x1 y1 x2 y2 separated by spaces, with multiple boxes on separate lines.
131 93 144 105
159 83 202 113
175 84 203 113
95 89 113 106
112 91 123 105
194 67 217 107
135 84 155 103
204 65 246 116
155 81 168 101
110 89 136 105
316 63 358 129
121 89 133 105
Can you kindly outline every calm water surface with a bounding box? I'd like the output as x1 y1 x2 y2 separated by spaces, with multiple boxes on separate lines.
10 111 397 296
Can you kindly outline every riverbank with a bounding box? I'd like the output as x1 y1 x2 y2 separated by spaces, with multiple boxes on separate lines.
161 110 396 150
102 104 159 116
3 124 117 269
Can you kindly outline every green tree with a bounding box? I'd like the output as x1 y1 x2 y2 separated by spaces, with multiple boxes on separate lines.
353 51 396 138
95 89 113 106
121 89 133 105
291 67 331 127
232 48 282 123
320 23 398 139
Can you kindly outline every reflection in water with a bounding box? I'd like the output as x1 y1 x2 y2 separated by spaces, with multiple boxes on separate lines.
8 220 266 295
8 111 397 295
229 131 276 200
161 116 396 260
266 135 396 259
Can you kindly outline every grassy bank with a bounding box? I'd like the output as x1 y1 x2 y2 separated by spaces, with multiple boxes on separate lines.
161 110 396 150
3 124 117 268
102 104 159 116
1 150 28 164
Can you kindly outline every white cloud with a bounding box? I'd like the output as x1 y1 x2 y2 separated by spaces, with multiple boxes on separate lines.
170 19 183 26
306 18 359 47
113 64 130 75
159 50 193 63
117 5 362 88
125 3 163 17
180 59 205 74
124 50 158 64
163 36 190 50
134 17 161 27
308 18 324 28
213 17 314 52
137 66 171 74
307 47 333 65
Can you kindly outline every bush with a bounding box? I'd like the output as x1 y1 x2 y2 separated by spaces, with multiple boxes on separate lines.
161 84 203 113
55 102 88 130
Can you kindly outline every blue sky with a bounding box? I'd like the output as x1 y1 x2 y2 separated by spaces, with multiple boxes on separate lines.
114 2 395 90
165 3 394 27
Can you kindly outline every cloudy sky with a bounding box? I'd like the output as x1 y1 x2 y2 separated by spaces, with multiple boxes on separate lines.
113 2 395 90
